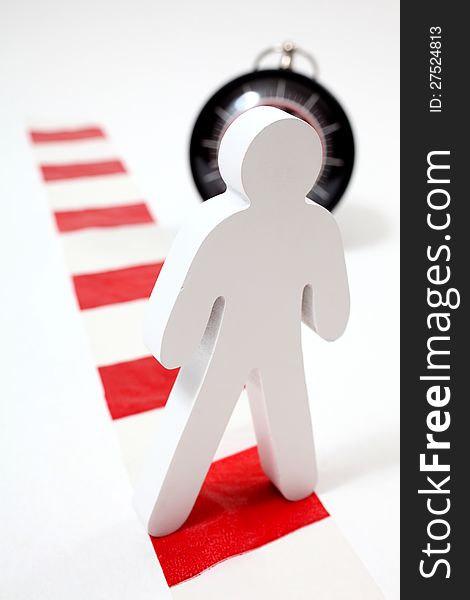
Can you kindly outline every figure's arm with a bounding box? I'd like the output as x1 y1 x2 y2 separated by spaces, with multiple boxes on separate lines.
144 233 219 370
302 206 350 341
144 192 246 369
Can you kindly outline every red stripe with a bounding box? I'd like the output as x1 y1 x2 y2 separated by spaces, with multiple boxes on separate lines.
98 356 177 419
30 127 105 143
55 203 154 232
41 160 126 181
73 262 163 310
152 446 329 586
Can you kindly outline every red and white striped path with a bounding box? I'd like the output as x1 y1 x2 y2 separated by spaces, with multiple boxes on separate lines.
30 124 384 599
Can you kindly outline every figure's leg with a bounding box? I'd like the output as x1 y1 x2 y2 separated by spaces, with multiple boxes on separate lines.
247 349 317 501
134 349 245 537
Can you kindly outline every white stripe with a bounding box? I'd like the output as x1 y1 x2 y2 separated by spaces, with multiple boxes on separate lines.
61 222 173 275
45 173 143 210
172 518 384 599
114 407 165 485
82 299 149 366
28 119 101 130
33 139 118 164
114 391 257 486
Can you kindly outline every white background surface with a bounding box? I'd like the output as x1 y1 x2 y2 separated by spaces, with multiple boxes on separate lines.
0 1 399 598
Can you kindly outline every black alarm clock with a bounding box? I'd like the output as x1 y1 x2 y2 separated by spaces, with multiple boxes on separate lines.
189 41 355 211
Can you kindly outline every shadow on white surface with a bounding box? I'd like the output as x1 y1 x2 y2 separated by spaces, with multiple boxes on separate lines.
317 427 398 494
336 202 392 250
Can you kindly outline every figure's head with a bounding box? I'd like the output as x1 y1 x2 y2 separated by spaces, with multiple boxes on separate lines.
218 106 322 205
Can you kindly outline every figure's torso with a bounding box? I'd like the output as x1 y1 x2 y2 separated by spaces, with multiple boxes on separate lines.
196 202 324 364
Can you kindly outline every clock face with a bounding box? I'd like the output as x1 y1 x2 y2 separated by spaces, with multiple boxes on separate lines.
190 69 355 211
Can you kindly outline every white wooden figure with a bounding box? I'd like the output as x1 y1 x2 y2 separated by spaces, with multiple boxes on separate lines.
134 106 350 537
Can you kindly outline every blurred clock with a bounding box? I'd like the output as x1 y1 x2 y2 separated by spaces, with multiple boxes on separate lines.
190 41 355 211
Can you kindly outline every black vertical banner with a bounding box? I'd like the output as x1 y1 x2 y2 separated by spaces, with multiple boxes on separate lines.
401 3 467 598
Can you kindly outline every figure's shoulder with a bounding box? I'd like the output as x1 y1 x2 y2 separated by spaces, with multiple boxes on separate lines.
305 198 331 216
202 190 248 217
303 199 341 236
173 191 248 255
191 191 248 233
